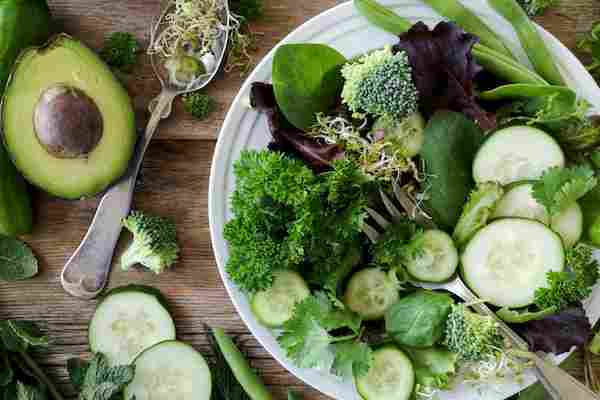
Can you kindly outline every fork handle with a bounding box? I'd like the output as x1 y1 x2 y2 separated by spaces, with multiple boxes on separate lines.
452 279 600 400
60 90 177 299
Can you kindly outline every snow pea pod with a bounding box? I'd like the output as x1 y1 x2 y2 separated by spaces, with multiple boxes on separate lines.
479 83 575 102
422 0 515 59
488 0 564 85
354 0 548 86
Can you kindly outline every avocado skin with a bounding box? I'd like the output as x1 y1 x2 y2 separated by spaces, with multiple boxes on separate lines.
0 0 51 92
0 145 32 236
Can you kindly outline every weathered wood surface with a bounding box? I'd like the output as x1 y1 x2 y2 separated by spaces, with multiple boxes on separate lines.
1 0 600 399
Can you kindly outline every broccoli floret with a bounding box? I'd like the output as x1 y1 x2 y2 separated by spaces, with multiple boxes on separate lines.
121 211 180 274
183 92 216 120
443 304 504 361
517 0 558 16
341 47 418 119
100 32 139 72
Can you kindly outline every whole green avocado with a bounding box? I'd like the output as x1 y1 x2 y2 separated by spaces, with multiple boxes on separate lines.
0 0 51 235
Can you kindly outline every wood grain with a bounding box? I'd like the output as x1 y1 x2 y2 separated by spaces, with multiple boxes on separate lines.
2 1 600 400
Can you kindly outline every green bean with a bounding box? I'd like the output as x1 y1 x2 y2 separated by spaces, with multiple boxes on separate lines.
479 83 574 102
354 0 548 85
487 0 564 85
212 327 274 400
422 0 515 59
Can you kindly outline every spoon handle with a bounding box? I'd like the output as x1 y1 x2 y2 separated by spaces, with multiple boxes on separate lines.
61 90 177 299
449 279 600 400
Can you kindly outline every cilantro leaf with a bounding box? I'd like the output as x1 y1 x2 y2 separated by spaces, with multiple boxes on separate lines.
79 353 135 400
332 341 373 378
0 237 38 281
535 243 600 310
532 166 597 215
278 292 369 375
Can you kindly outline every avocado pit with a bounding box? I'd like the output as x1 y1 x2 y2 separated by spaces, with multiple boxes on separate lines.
33 84 103 158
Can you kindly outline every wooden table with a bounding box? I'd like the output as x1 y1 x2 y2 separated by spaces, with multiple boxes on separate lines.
1 1 599 399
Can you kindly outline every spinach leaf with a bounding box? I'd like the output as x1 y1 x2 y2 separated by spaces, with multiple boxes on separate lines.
420 111 485 228
385 290 454 348
272 44 346 130
0 237 38 281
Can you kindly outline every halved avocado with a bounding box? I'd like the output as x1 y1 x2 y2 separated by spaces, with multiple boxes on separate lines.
2 34 136 199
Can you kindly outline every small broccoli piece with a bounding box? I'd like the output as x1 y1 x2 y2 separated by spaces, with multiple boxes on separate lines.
183 92 216 120
230 0 263 22
535 243 600 310
121 211 180 274
517 0 558 16
100 32 139 72
341 46 418 119
443 304 504 361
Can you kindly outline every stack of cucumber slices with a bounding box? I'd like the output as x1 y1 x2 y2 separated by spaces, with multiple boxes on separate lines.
464 126 570 308
89 286 212 400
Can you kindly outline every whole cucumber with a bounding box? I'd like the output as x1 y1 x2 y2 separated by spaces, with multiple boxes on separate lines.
0 0 52 90
0 0 50 235
0 145 32 235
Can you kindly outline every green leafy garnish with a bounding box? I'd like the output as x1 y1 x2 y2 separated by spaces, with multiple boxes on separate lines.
230 0 263 21
535 243 600 310
17 382 46 400
100 32 139 72
372 219 422 270
0 236 38 281
532 166 597 215
278 292 370 377
77 353 135 400
182 92 216 120
225 151 368 294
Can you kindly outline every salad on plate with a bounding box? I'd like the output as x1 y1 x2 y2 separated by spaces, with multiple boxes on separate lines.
221 0 600 398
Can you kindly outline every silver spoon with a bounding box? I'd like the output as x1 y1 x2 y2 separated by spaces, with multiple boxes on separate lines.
365 181 600 400
61 0 230 299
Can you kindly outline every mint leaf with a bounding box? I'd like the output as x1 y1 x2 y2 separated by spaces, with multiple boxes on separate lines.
79 353 135 400
532 166 597 215
0 237 38 281
16 382 46 400
0 321 48 352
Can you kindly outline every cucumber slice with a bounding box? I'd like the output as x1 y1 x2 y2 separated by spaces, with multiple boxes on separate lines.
492 182 583 248
473 126 565 185
355 346 414 400
89 285 176 366
124 340 211 400
251 270 310 327
405 230 458 282
461 218 565 308
343 268 399 321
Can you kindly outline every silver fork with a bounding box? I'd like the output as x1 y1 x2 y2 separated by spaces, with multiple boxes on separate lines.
365 181 600 400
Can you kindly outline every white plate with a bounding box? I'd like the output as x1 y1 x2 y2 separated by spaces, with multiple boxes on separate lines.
209 1 600 399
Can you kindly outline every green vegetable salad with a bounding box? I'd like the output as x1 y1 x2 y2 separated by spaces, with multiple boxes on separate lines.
223 0 600 399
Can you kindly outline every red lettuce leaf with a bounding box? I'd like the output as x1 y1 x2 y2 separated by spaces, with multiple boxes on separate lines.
250 82 344 172
394 21 496 130
515 305 592 355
